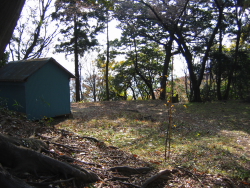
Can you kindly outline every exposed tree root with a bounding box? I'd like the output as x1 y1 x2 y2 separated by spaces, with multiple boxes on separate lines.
0 133 48 151
109 166 151 175
43 148 103 168
0 164 34 188
0 134 99 187
28 177 75 187
118 181 141 188
141 169 179 188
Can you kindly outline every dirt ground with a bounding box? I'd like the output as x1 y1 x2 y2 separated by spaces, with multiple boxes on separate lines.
0 100 250 187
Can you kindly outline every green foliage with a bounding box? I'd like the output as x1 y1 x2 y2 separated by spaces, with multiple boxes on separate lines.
12 100 23 110
0 97 8 110
112 39 165 99
209 46 250 100
113 0 250 102
39 116 54 126
54 0 106 56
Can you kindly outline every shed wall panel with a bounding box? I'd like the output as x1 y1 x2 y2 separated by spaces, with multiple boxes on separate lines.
26 61 71 119
0 82 26 112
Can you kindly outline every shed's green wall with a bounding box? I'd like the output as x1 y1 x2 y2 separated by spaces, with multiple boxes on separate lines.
0 82 26 112
26 61 71 119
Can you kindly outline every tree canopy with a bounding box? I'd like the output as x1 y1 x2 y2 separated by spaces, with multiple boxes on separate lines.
2 0 250 102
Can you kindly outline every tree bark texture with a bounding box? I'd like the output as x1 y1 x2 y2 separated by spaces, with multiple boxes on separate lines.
0 0 26 59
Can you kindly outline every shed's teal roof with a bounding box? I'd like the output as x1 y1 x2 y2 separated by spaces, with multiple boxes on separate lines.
0 57 75 82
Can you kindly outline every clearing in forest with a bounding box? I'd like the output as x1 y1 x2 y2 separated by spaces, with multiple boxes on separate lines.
1 100 249 187
53 100 250 187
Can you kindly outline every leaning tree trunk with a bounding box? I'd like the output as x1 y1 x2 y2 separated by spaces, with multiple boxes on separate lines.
160 38 173 100
0 0 26 60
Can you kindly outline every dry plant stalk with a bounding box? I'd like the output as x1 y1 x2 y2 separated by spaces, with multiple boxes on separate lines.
165 58 174 161
165 101 173 161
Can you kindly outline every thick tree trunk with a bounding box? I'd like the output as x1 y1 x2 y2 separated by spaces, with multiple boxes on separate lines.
174 26 202 102
0 0 26 59
173 0 223 102
160 39 173 100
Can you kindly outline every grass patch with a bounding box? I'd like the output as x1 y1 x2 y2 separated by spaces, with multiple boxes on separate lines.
55 100 250 180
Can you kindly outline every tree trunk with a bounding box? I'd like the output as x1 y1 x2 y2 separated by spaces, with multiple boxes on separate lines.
160 39 173 100
0 0 26 60
173 0 224 102
223 6 241 100
133 38 156 99
105 11 110 101
174 25 201 102
93 74 97 102
216 28 223 100
176 32 202 102
130 86 137 100
74 15 80 102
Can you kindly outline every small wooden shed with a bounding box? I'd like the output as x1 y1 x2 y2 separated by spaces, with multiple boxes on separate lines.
0 57 75 119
